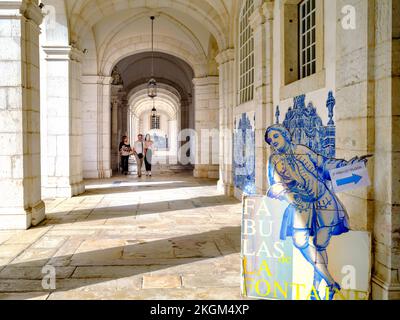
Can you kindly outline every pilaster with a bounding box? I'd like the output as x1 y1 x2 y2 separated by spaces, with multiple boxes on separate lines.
0 0 45 229
216 49 235 196
41 45 85 198
193 76 220 179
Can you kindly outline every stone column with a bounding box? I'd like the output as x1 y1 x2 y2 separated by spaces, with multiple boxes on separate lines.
249 2 272 194
41 45 85 198
335 0 375 231
216 49 235 196
111 99 119 172
121 98 129 136
371 0 400 300
81 75 113 179
180 99 189 130
168 119 178 164
0 0 45 229
335 0 400 299
335 0 376 290
98 76 113 179
193 77 219 179
263 2 275 189
129 113 140 144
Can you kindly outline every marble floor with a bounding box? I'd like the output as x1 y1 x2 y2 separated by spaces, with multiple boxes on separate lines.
0 172 243 300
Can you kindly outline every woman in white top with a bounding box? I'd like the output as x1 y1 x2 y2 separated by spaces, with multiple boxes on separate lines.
144 134 154 176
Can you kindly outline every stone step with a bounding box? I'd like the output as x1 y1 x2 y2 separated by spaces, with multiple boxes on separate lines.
152 165 194 173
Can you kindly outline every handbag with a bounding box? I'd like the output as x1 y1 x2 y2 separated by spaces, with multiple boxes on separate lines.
121 146 131 157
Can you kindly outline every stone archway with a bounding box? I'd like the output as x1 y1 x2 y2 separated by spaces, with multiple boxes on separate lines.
108 52 197 174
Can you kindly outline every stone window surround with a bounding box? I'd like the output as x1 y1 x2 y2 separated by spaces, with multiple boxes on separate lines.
238 0 255 105
280 0 325 101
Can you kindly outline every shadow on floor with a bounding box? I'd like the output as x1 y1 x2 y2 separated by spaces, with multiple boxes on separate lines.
81 180 215 196
0 226 241 299
40 195 240 227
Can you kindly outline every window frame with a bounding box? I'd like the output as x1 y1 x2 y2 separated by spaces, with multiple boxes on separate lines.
150 115 161 130
298 0 317 79
280 0 325 100
238 0 255 105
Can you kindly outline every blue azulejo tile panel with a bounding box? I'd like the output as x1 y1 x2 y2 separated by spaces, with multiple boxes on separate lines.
275 91 336 158
233 112 256 195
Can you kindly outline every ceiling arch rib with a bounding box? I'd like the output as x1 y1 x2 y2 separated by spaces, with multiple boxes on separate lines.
130 89 180 120
101 35 207 77
68 0 228 50
114 52 194 99
127 83 182 107
97 12 207 75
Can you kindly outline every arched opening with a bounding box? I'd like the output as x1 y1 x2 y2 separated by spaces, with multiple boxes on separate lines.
108 52 196 175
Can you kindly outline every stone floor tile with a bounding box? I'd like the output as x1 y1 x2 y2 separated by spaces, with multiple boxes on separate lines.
10 248 58 267
0 266 76 280
142 275 182 289
0 244 29 259
0 292 50 300
0 232 19 245
0 173 243 299
173 239 221 258
0 280 46 292
0 258 13 268
182 273 240 289
32 236 68 249
4 227 50 245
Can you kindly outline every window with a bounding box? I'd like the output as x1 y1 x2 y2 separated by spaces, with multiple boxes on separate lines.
299 0 316 79
239 0 254 104
282 0 323 92
151 115 160 130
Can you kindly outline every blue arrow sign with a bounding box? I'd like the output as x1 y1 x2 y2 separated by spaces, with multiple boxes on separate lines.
330 163 371 193
336 174 363 186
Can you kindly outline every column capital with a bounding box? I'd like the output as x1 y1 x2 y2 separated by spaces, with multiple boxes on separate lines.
81 75 113 85
0 1 43 25
23 0 43 25
101 76 113 85
215 48 235 65
42 45 84 62
192 76 219 86
262 1 275 21
249 5 266 31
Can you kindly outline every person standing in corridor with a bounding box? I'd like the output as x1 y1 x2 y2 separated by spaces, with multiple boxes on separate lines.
144 134 154 176
119 136 132 175
134 134 145 178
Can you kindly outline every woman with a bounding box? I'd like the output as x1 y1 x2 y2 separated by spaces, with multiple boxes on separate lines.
119 136 132 175
265 124 368 300
144 134 154 177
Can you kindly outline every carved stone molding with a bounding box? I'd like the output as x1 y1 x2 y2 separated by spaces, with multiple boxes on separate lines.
42 45 84 63
0 1 43 26
215 49 235 66
249 5 266 31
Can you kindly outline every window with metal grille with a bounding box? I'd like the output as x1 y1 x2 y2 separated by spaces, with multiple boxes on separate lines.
299 0 317 79
151 115 160 130
239 0 254 104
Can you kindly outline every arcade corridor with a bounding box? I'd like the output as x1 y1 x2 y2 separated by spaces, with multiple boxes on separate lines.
0 173 242 300
0 0 399 300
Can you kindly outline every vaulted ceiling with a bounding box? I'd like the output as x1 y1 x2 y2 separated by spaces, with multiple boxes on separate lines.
115 52 194 101
42 0 243 75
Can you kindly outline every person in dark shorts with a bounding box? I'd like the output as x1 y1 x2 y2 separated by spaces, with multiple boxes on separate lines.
119 136 132 175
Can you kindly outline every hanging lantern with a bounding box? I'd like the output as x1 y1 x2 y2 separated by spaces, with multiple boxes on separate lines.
147 16 157 99
147 78 157 99
151 100 157 118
